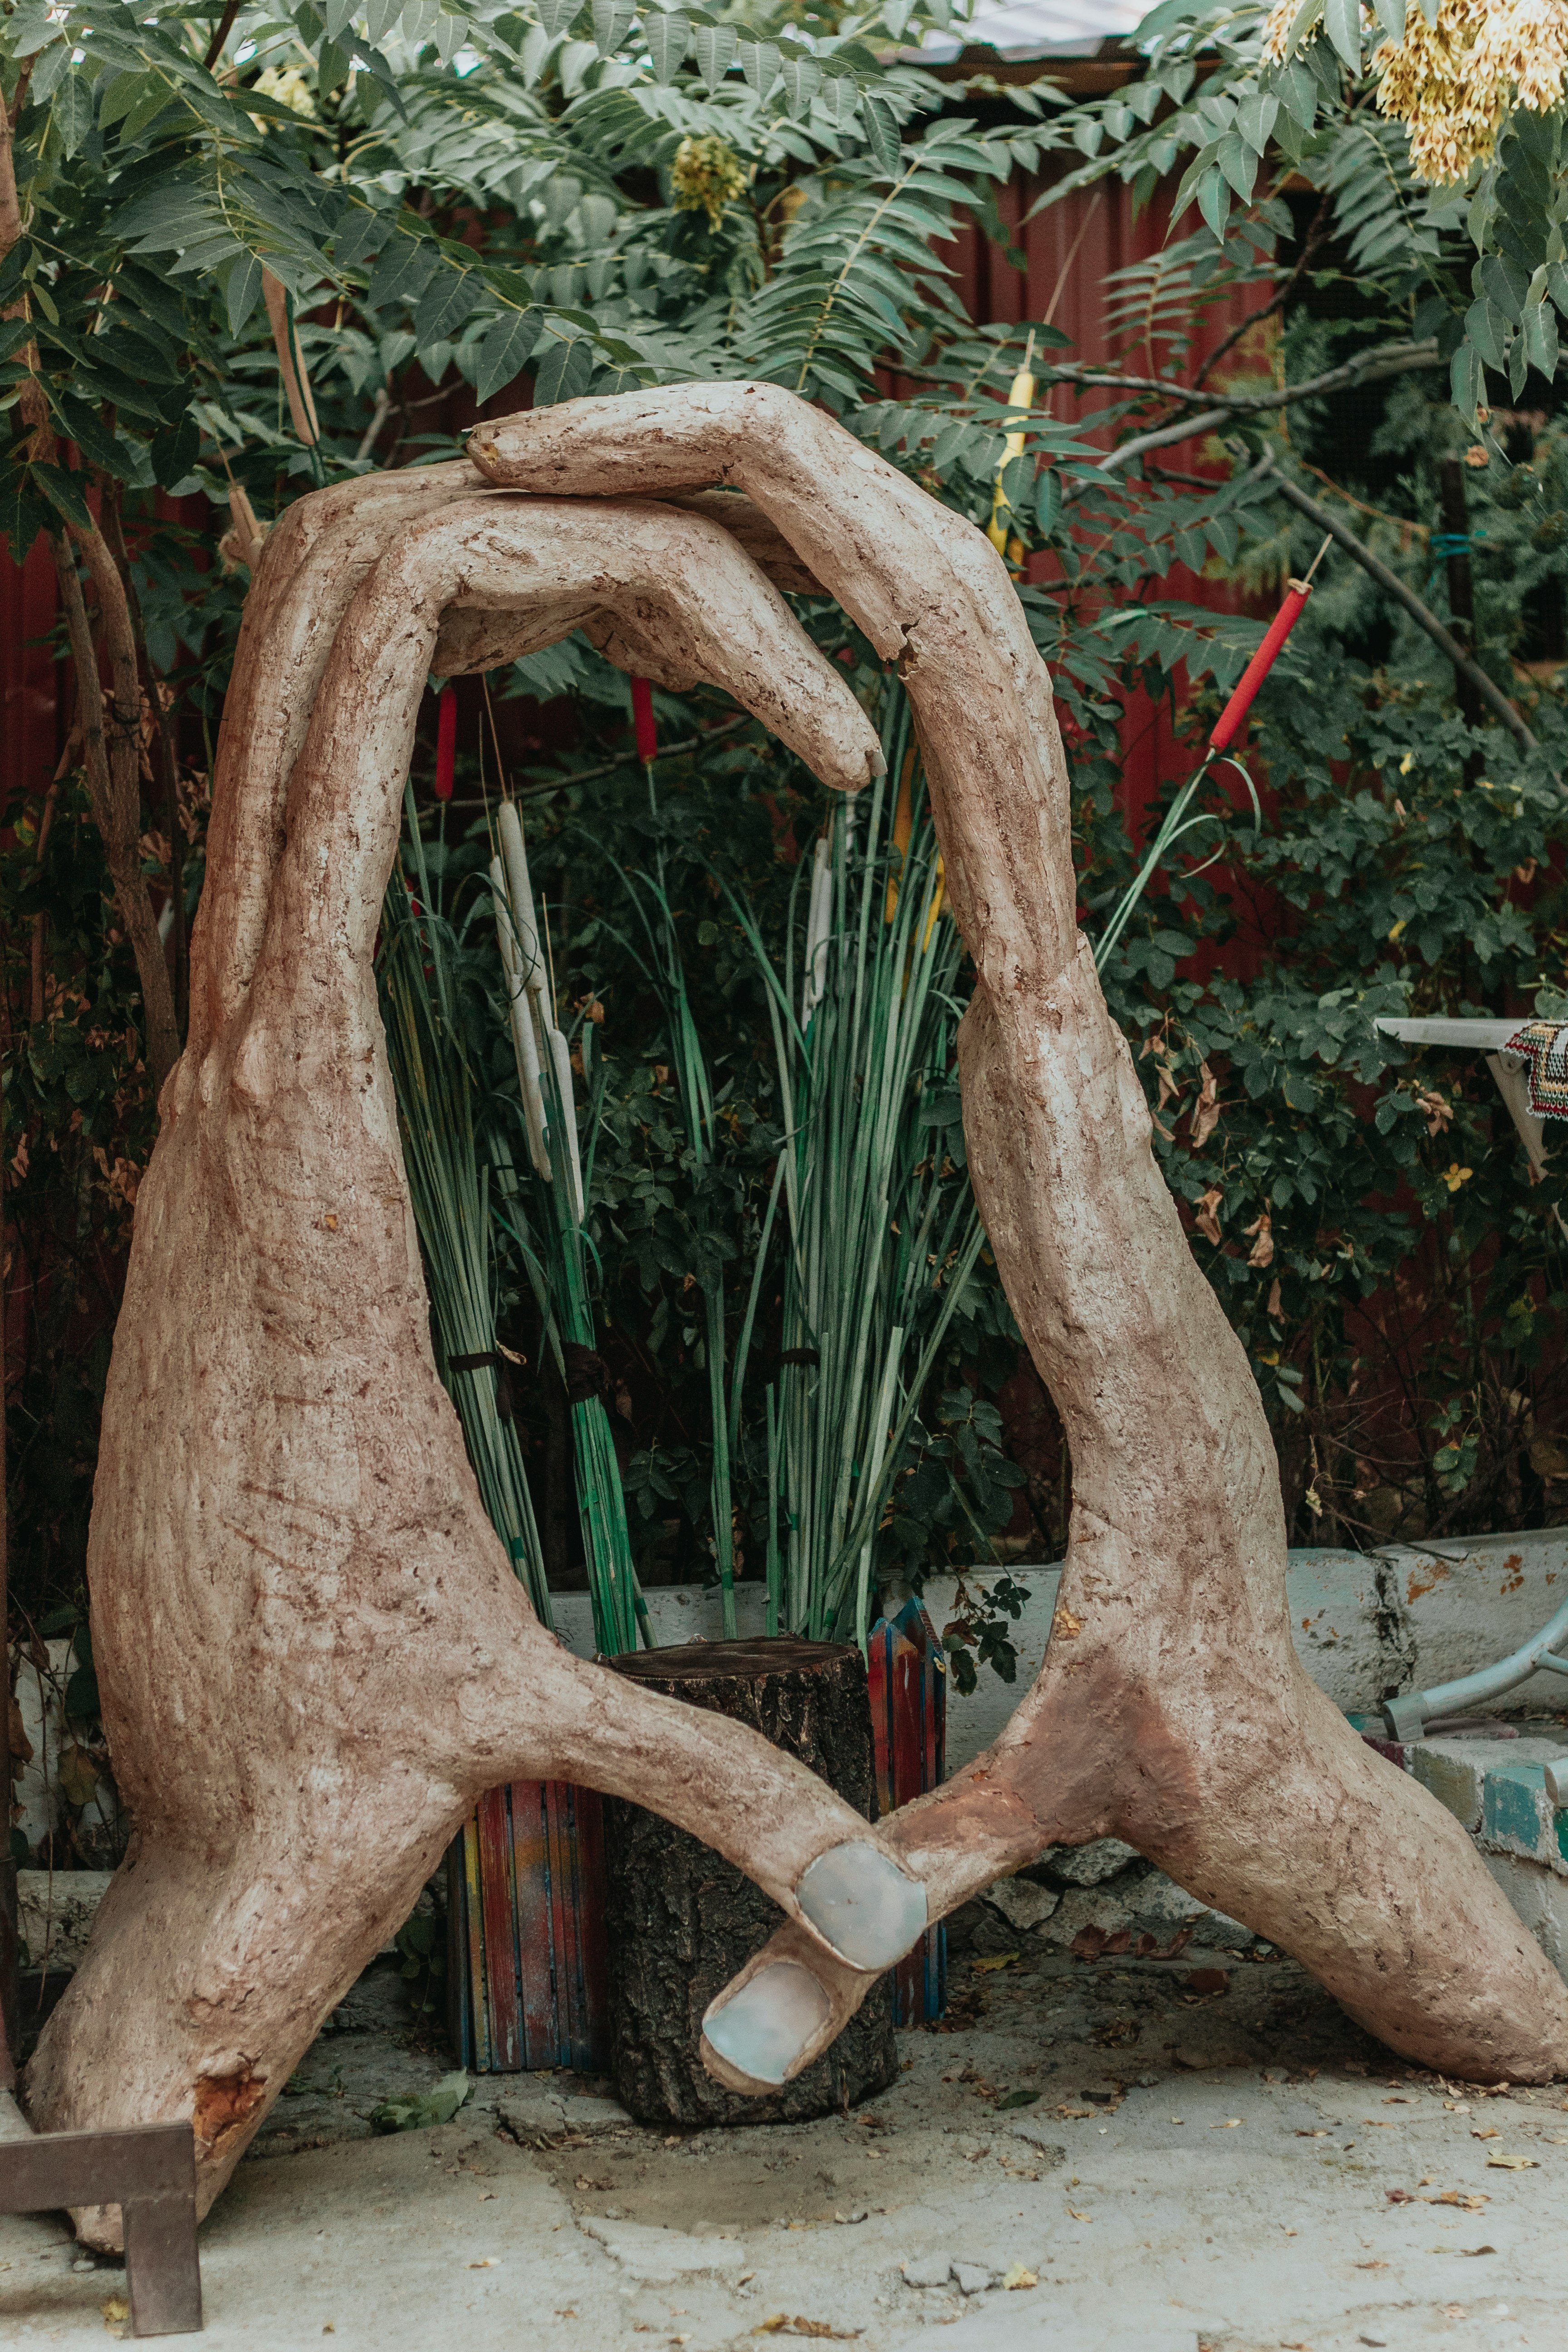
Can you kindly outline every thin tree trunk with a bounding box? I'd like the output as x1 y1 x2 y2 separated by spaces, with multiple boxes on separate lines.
49 539 181 1091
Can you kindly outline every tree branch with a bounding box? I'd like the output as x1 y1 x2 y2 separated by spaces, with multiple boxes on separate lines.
1193 191 1334 392
50 536 182 1088
202 0 242 71
1255 456 1540 755
1047 338 1441 418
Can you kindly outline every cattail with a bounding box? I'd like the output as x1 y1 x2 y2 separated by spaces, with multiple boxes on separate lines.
490 850 551 1180
801 835 833 1024
1208 537 1330 753
986 331 1036 558
435 687 457 801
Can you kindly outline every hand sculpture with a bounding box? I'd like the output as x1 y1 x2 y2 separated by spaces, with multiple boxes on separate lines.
31 384 1566 2244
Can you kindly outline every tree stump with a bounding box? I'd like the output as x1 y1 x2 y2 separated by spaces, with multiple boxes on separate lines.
603 1637 897 2126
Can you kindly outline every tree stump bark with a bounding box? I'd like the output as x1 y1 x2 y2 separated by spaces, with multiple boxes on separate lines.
603 1639 897 2127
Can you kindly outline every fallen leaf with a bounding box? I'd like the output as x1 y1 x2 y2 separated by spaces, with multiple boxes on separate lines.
995 2090 1040 2111
1428 2191 1490 2209
101 2302 129 2327
479 2192 495 2201
755 2321 789 2337
1210 2118 1243 2130
1066 2210 1092 2222
1299 2130 1331 2139
973 1952 1019 1974
1487 2152 1538 2170
1386 2190 1414 2205
467 2257 500 2268
1460 2245 1497 2256
1001 2264 1037 2290
1472 2126 1501 2141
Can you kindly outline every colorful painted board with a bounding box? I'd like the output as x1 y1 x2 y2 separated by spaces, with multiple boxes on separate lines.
447 1779 609 2073
867 1595 947 2024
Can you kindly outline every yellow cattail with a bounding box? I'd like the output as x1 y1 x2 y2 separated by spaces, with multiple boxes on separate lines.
885 749 916 924
986 330 1035 557
922 858 946 953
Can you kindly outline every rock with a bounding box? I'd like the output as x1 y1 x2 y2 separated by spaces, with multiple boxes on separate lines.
902 2252 954 2288
954 2263 992 2295
17 1870 112 1970
984 1878 1059 1933
948 1900 1020 1957
1045 1838 1141 1887
577 2218 747 2280
498 2087 632 2141
1039 1869 1210 1950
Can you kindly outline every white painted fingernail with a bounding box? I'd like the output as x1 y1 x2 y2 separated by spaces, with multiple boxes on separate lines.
702 1962 829 2086
796 1843 927 1970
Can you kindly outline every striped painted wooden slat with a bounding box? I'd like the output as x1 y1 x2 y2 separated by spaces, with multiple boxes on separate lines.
448 1781 610 2073
867 1596 947 2025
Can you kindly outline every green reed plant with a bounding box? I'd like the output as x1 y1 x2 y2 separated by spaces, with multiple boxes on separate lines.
490 799 648 1659
377 792 551 1625
726 681 987 1651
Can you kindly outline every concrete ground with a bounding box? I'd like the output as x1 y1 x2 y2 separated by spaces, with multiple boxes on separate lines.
2 1929 1566 2352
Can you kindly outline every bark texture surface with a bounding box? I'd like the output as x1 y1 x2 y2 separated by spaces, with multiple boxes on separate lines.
604 1640 895 2127
31 385 1566 2243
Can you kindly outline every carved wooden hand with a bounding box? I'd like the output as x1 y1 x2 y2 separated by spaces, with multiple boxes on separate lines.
32 385 1566 2246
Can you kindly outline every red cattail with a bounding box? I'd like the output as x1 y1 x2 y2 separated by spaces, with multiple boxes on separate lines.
1209 538 1331 754
632 676 657 765
435 687 457 801
1209 581 1313 753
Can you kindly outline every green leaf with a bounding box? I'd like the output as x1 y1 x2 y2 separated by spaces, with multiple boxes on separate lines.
1197 165 1231 241
414 265 480 347
51 69 94 160
739 38 782 98
861 93 902 175
1370 0 1405 37
56 397 137 481
1216 130 1259 201
366 0 405 41
1323 0 1362 64
63 1664 100 1720
98 69 154 129
475 308 539 402
225 253 263 336
1523 299 1560 378
1464 295 1507 369
1235 92 1278 154
644 11 688 82
591 0 633 53
691 23 736 87
324 0 357 38
34 463 92 532
368 235 439 314
533 331 593 405
536 0 580 35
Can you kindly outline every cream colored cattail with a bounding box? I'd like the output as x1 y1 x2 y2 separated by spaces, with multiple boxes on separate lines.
801 833 833 1025
490 852 551 1180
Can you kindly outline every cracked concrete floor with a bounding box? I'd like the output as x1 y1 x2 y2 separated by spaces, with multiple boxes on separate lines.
2 1940 1566 2352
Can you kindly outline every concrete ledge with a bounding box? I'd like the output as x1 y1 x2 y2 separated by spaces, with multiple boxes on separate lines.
554 1532 1568 1774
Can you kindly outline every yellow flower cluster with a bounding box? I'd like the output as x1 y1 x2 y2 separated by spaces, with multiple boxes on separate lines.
1262 0 1568 182
670 134 747 229
248 62 318 134
1379 0 1568 180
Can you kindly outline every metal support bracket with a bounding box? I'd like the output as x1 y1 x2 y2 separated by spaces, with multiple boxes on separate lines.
0 2120 202 2336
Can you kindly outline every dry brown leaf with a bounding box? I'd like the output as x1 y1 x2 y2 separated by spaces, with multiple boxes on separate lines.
1486 2152 1538 2170
973 1952 1019 1974
1194 1186 1224 1245
1001 2264 1037 2290
1191 1062 1221 1150
1243 1210 1273 1269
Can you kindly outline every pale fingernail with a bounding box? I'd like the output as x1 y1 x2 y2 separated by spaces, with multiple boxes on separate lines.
796 1842 927 1970
702 1962 830 2087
